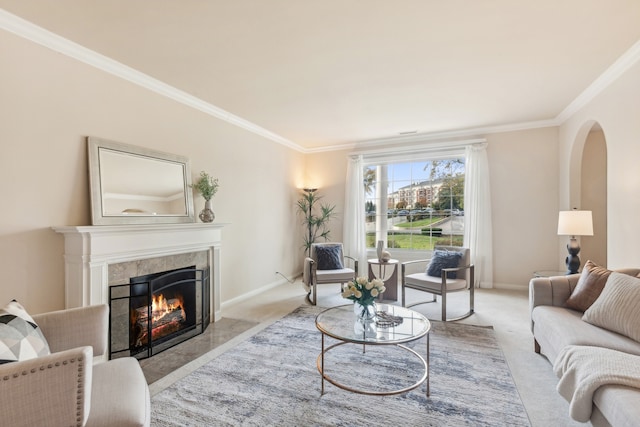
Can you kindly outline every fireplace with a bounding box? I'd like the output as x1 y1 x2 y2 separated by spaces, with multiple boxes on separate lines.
109 266 210 360
53 224 223 360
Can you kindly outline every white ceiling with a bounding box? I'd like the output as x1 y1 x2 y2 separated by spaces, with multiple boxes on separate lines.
2 1 640 151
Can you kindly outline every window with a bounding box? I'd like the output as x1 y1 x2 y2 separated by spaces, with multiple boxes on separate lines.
364 158 465 251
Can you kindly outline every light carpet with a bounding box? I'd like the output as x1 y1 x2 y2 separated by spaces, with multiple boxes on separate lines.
151 305 530 426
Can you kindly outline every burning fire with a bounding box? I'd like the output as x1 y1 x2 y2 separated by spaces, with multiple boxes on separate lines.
151 293 185 323
131 293 187 347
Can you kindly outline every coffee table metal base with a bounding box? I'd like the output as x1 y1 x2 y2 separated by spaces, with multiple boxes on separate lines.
317 333 430 397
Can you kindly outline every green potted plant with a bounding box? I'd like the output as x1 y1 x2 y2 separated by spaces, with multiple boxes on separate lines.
191 171 219 222
297 188 336 257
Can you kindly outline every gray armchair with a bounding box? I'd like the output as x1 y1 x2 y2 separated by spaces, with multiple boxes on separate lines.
0 304 150 427
401 245 474 321
303 242 358 305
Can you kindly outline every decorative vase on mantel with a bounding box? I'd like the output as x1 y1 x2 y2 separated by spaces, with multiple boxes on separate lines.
199 199 215 223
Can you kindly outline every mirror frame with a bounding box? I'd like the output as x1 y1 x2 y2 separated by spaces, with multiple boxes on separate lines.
87 137 195 225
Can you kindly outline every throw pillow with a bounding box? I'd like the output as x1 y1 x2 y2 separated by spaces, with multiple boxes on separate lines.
582 272 640 342
315 245 344 270
565 260 612 312
426 250 462 279
0 300 51 364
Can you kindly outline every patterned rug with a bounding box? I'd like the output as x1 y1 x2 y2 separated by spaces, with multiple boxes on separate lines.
151 305 530 426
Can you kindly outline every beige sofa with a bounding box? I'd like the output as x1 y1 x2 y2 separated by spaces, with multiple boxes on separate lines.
0 304 150 427
529 268 640 427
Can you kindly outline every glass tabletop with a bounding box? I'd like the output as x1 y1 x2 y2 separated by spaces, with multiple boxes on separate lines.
315 303 430 344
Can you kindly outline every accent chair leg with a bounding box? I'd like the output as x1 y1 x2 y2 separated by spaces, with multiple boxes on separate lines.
470 266 475 314
312 283 317 306
470 283 475 315
305 288 315 306
441 291 447 322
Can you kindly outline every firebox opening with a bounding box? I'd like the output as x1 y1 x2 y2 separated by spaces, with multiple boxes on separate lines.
129 266 197 353
108 265 210 360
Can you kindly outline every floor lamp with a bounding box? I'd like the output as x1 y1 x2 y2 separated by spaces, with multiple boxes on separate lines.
557 210 593 274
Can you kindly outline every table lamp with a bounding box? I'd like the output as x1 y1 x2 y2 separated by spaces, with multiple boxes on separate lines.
557 210 593 274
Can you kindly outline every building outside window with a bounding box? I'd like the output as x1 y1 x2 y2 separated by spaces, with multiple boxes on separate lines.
364 158 465 251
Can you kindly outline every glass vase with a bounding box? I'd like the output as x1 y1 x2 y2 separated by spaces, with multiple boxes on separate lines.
354 315 377 338
353 301 376 322
199 199 215 223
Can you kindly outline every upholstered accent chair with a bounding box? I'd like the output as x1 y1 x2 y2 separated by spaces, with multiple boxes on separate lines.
401 245 474 321
0 304 150 427
303 242 358 305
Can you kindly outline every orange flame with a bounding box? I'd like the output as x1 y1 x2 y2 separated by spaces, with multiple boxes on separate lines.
151 293 185 323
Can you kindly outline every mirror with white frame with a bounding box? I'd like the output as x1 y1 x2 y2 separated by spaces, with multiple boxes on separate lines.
88 137 195 225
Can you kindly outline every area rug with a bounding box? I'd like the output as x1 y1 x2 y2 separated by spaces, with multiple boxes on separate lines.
151 305 530 426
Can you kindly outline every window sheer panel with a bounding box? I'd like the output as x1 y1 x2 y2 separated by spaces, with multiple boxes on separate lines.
344 155 368 271
463 143 493 288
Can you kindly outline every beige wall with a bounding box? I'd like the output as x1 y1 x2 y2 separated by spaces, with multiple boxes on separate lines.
304 149 351 244
484 128 559 286
559 60 640 269
0 30 304 313
580 130 607 266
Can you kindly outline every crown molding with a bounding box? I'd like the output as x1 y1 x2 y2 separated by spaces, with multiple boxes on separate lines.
348 119 558 151
0 8 306 153
556 39 640 124
305 142 358 154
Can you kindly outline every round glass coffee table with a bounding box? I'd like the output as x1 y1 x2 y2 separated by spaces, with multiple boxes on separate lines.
315 303 431 397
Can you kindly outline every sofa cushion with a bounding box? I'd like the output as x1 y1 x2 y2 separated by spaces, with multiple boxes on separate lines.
0 300 50 364
565 260 612 312
593 384 640 427
531 306 640 364
315 268 354 283
405 273 468 292
315 245 344 270
583 272 640 342
426 249 462 279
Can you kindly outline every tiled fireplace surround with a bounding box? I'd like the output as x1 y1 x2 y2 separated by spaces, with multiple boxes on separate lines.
52 223 223 331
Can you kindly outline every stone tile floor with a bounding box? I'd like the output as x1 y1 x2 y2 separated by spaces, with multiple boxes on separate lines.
139 317 258 384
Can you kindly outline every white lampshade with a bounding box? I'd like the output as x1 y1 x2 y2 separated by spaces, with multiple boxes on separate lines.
557 210 594 236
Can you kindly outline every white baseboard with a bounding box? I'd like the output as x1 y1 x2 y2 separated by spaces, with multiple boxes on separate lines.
492 282 528 291
221 272 302 309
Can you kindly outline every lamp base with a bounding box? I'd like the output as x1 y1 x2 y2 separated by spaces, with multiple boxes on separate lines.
565 237 581 274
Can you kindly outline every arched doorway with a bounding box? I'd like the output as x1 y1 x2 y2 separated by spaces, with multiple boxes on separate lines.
571 121 607 266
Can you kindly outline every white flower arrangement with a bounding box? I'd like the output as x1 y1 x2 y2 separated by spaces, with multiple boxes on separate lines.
341 276 386 306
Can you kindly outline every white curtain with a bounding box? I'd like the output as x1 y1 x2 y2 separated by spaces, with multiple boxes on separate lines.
343 155 367 275
463 143 493 288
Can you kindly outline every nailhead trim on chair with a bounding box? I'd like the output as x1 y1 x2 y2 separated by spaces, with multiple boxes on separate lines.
0 356 82 382
1 356 85 427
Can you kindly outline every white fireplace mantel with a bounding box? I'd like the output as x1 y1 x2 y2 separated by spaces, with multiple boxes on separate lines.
52 223 225 322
